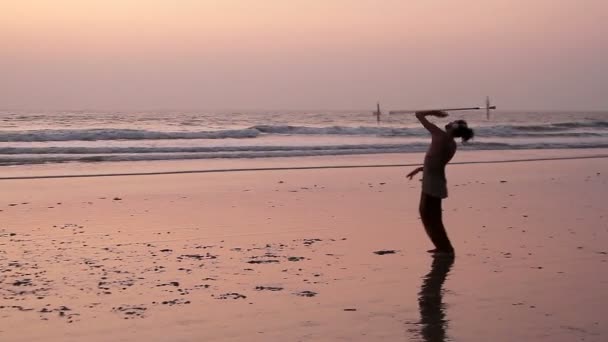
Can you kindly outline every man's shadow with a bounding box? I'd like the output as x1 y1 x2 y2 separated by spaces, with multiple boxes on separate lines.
417 255 455 342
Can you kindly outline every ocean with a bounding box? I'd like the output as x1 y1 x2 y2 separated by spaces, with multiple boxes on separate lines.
1 110 607 166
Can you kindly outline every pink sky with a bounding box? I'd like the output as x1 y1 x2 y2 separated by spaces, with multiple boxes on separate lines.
1 0 607 111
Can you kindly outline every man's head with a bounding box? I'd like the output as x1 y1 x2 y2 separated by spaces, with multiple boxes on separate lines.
445 119 474 142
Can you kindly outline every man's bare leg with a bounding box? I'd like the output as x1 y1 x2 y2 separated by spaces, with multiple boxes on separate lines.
420 193 455 254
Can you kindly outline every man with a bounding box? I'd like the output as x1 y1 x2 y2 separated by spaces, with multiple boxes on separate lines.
406 110 474 256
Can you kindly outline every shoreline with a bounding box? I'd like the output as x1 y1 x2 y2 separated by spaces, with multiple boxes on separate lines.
2 148 608 180
2 153 608 181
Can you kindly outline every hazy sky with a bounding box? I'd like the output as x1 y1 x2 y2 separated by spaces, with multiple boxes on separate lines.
1 0 607 111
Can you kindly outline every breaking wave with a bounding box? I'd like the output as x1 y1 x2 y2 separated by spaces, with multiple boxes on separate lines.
1 120 607 142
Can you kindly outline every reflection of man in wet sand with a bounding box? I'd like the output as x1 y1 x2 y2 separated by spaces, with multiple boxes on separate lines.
407 111 474 255
418 255 455 342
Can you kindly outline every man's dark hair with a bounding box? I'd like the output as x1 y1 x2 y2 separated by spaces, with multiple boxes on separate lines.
453 120 474 142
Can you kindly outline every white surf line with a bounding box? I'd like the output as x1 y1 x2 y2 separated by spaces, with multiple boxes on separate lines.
1 154 607 181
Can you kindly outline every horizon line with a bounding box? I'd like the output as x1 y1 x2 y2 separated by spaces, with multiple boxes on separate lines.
1 107 607 113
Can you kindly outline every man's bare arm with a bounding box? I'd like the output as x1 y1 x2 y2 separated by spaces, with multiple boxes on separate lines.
415 111 448 136
407 166 423 180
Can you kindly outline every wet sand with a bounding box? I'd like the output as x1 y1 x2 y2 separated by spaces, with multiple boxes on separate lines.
1 154 607 341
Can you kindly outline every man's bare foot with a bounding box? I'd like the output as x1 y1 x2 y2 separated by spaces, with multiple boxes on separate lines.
427 248 455 257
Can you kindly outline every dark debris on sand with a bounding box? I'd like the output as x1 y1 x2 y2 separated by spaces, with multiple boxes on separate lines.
112 305 147 319
214 292 247 300
373 250 397 255
178 253 217 261
255 286 284 291
247 259 280 264
159 299 191 306
0 234 350 323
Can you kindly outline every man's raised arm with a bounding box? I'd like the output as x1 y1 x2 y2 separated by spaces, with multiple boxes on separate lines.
415 110 448 136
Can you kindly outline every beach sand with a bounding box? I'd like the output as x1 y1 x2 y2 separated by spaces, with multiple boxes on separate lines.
1 152 607 341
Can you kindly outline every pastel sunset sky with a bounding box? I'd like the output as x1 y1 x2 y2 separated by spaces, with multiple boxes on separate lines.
1 0 606 111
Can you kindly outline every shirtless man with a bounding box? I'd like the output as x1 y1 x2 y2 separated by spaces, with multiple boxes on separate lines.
407 110 474 255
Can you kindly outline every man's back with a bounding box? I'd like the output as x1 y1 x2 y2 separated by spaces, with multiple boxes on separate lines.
422 134 456 199
426 134 456 169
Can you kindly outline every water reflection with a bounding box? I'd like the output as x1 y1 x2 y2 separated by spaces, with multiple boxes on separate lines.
417 255 455 342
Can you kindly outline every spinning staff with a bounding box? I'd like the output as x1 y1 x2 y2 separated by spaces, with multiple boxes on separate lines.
373 97 496 123
374 97 497 256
